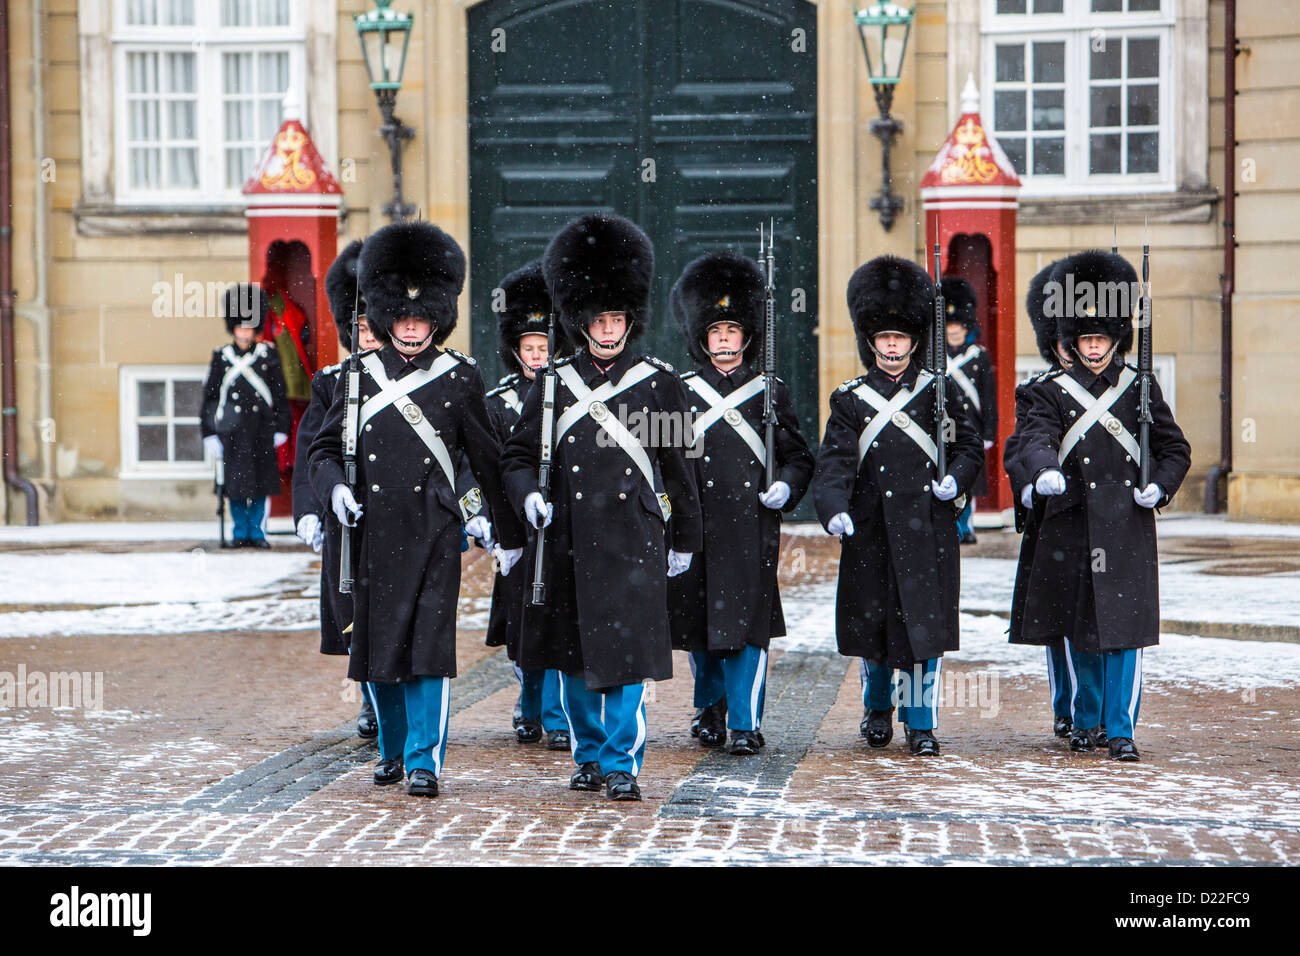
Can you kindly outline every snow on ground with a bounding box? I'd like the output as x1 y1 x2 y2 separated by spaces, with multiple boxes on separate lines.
0 518 296 544
786 514 1300 540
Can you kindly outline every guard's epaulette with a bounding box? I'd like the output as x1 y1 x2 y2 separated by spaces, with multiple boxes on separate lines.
1040 368 1066 382
318 362 342 377
643 355 675 373
553 354 577 368
680 369 698 380
444 347 476 366
486 378 520 398
836 376 865 393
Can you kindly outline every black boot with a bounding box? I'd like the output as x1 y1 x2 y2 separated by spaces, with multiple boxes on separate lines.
515 718 543 744
727 730 762 756
697 699 727 748
1069 726 1097 752
407 768 438 797
545 729 570 751
373 757 403 786
569 762 604 792
1053 714 1073 738
357 696 378 739
905 728 940 756
1108 737 1140 762
605 770 641 801
863 709 894 749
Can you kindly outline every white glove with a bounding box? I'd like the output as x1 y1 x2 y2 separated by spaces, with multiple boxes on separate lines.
827 512 854 537
495 546 523 577
1020 483 1034 509
1035 469 1066 497
758 481 791 510
274 432 288 448
311 524 323 554
667 550 693 577
1133 482 1164 509
204 435 224 459
465 515 492 547
295 514 321 551
932 475 958 501
524 492 552 530
331 483 363 527
983 439 995 451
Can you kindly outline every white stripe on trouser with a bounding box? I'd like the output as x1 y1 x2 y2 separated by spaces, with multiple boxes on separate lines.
1045 647 1058 702
629 684 647 777
749 649 767 730
557 674 579 759
432 678 451 776
1127 649 1143 733
1062 638 1079 722
930 659 942 728
858 658 868 707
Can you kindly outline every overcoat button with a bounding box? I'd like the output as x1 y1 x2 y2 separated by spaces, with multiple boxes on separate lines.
744 481 751 488
365 424 372 432
880 465 885 472
872 441 879 448
704 457 710 463
1089 482 1096 489
414 486 421 493
444 402 451 408
572 465 580 472
368 454 376 461
231 392 238 399
252 405 258 412
625 468 632 475
706 480 714 488
923 485 930 492
1125 480 1132 487
575 492 583 500
1083 457 1090 464
234 405 241 412
1125 455 1132 462
885 490 893 497
371 484 379 492
1069 410 1077 417
619 492 626 500
568 436 576 443
424 458 431 465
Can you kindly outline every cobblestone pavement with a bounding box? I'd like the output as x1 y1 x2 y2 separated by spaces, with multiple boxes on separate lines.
2 534 1298 865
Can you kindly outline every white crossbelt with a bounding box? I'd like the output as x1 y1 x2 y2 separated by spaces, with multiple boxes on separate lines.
852 371 938 465
1056 366 1140 465
498 387 522 416
555 361 668 520
216 343 272 423
949 344 982 412
685 375 766 466
359 352 459 494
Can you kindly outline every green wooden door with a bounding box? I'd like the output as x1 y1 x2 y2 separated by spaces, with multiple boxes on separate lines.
468 0 819 465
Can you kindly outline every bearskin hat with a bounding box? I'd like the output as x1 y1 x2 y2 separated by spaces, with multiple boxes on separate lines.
846 256 935 368
670 250 765 366
220 283 268 335
357 220 466 344
941 276 979 337
542 213 654 346
1026 258 1064 366
325 240 367 352
1050 250 1137 354
496 259 569 371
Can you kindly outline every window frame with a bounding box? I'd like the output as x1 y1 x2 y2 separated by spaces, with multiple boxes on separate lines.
119 364 214 480
981 0 1176 197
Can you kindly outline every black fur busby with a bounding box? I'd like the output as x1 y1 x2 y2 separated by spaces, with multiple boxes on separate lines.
357 220 466 344
846 256 935 368
1026 258 1064 366
325 240 366 351
542 213 654 346
941 276 979 337
496 259 568 371
220 283 268 335
1050 250 1138 354
670 250 765 365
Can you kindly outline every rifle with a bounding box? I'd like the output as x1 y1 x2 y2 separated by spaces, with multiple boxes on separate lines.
339 282 361 594
759 220 777 488
1138 217 1154 489
214 458 226 547
931 242 948 479
529 310 559 606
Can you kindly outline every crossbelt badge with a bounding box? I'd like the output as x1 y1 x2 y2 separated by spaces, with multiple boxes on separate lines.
891 410 912 429
589 400 610 422
724 408 742 426
1104 414 1123 436
403 404 424 424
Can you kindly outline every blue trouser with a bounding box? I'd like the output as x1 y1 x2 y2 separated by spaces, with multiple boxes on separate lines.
229 497 267 541
860 658 941 731
365 676 450 776
956 498 974 537
1046 644 1072 719
689 646 768 731
514 664 567 732
1065 643 1142 740
558 676 648 776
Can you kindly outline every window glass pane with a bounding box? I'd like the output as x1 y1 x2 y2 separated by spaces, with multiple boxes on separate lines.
995 90 1026 131
129 100 159 141
168 148 199 189
130 148 161 189
227 147 255 189
1032 42 1065 84
167 0 195 25
1128 132 1159 173
1032 137 1064 175
225 99 254 142
174 380 203 418
995 44 1024 83
168 100 196 140
138 424 169 462
996 0 1027 12
165 52 196 93
1091 42 1121 80
1128 0 1160 9
128 0 190 25
1032 89 1065 131
174 424 204 462
1127 84 1158 126
1091 0 1122 10
224 52 253 94
1090 133 1121 174
1128 38 1160 78
1001 138 1026 175
221 0 252 26
1090 86 1121 127
1033 0 1063 11
262 0 292 27
138 381 166 417
127 52 159 94
259 52 289 94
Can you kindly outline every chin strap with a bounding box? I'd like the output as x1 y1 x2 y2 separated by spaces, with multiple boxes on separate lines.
583 321 633 356
1072 340 1119 370
866 338 918 364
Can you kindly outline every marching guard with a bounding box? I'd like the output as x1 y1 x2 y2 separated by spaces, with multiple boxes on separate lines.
484 259 571 750
501 213 702 801
1016 250 1190 761
1003 258 1078 739
309 221 525 797
667 250 814 754
812 256 983 756
940 276 998 544
201 283 291 549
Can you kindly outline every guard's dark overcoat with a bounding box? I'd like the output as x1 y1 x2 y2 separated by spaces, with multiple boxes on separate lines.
946 343 999 496
1016 360 1191 652
200 341 290 499
812 362 984 666
667 362 814 654
309 343 524 684
483 372 529 657
293 362 351 655
501 347 703 691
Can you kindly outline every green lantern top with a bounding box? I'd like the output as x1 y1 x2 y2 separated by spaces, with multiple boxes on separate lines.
853 2 916 86
354 1 415 92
